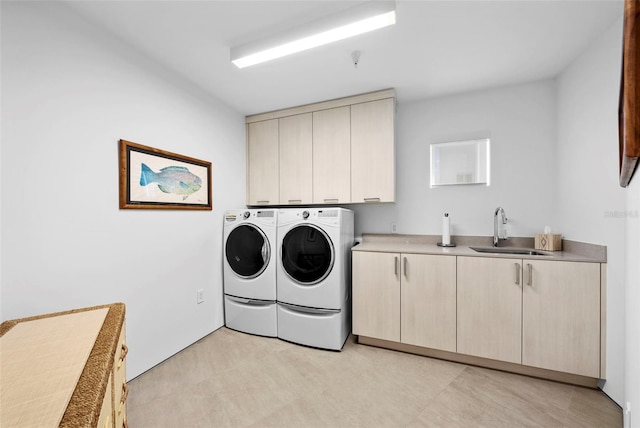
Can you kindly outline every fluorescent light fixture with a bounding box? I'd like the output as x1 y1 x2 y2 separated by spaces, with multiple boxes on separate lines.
231 1 396 69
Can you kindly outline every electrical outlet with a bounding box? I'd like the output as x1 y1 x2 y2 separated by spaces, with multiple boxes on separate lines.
197 289 204 304
391 222 397 233
625 402 631 428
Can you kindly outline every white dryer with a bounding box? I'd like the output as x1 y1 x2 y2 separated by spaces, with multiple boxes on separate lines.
276 208 354 350
223 209 277 337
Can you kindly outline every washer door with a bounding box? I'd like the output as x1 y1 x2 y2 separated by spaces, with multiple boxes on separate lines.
281 225 334 285
226 224 270 279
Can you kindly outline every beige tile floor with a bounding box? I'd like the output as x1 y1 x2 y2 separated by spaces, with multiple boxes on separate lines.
127 327 622 427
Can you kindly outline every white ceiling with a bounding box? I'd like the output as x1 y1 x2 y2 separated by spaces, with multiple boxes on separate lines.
63 0 624 116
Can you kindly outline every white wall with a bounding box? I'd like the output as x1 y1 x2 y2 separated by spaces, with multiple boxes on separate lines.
556 17 625 406
349 79 557 239
625 169 639 425
0 2 246 378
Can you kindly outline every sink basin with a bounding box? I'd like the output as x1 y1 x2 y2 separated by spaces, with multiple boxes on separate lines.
470 247 551 256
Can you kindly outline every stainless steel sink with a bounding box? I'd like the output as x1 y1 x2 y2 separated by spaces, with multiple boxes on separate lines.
470 247 551 256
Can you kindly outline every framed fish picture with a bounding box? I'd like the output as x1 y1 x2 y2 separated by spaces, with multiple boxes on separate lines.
119 139 212 210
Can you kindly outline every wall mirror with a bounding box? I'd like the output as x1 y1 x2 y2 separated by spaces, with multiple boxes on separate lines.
430 138 490 187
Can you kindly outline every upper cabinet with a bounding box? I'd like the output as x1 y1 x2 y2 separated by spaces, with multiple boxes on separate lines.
351 98 395 203
247 119 279 206
279 113 312 205
312 106 351 204
246 90 395 206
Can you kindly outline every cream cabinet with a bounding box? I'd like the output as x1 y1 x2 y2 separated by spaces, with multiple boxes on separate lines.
246 90 395 206
401 253 457 352
353 251 400 342
312 106 351 204
457 257 601 377
352 251 456 351
279 113 312 204
354 249 605 384
457 256 523 364
351 98 395 203
247 119 279 206
522 260 601 377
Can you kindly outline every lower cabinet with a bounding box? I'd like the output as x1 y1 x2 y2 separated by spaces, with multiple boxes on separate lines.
352 251 456 352
353 251 400 342
522 259 600 377
401 254 456 352
353 251 604 381
457 256 522 364
457 256 601 377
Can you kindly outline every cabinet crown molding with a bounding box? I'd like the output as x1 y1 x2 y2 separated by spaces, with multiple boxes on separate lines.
246 88 395 123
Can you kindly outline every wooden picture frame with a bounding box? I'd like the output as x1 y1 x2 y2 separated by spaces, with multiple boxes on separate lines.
619 0 639 187
118 139 212 210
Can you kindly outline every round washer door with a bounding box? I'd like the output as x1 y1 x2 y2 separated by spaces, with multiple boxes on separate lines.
281 224 334 285
225 224 270 279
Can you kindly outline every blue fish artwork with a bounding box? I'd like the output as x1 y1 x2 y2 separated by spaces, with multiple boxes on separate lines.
139 163 202 200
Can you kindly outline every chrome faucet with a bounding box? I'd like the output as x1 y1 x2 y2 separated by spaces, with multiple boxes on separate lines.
493 207 507 247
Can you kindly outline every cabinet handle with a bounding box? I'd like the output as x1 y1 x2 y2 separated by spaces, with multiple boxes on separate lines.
364 198 381 202
288 199 302 204
323 198 339 203
403 257 408 277
117 343 128 369
527 263 533 286
394 256 399 276
256 200 269 204
119 383 129 414
515 263 521 285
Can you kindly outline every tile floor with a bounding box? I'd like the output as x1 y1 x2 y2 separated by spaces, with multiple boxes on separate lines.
127 327 622 427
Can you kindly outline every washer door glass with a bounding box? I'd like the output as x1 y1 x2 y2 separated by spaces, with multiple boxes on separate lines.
226 225 270 279
281 225 334 285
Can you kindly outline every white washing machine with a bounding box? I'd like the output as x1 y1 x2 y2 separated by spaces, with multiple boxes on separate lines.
223 209 277 337
276 208 354 350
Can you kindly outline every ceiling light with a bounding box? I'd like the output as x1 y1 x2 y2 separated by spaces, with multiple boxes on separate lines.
230 1 396 69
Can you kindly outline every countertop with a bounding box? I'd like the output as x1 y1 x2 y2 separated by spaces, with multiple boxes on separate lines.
352 234 606 263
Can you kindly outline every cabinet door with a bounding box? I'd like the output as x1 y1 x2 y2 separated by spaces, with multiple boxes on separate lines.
457 256 522 364
351 98 395 203
352 251 400 342
247 119 279 205
279 113 312 204
401 254 457 352
312 106 351 204
522 260 600 377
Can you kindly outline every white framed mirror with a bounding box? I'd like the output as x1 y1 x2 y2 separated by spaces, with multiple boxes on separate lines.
430 138 490 187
